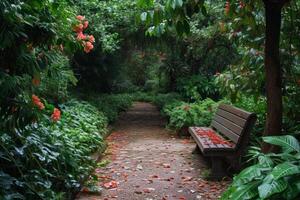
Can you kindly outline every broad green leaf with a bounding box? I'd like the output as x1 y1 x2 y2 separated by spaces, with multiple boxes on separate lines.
258 179 288 199
263 135 300 153
233 164 263 185
229 181 260 200
258 155 273 168
270 162 300 180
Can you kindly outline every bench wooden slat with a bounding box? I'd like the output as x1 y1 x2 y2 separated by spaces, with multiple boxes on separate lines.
219 104 252 119
189 127 235 153
213 115 243 135
211 120 240 143
216 109 247 127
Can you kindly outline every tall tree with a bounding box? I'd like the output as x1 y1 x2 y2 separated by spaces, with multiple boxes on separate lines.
262 0 289 152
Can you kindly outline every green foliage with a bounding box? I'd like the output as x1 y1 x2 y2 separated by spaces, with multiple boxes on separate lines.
37 51 78 103
0 100 107 199
152 93 183 109
233 95 267 139
221 135 300 200
177 74 219 101
163 98 221 130
85 94 133 123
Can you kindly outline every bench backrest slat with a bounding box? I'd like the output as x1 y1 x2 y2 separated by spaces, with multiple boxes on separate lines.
215 109 247 127
211 120 240 143
211 104 256 146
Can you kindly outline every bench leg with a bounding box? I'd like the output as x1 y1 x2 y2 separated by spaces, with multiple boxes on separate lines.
209 157 227 180
192 145 201 154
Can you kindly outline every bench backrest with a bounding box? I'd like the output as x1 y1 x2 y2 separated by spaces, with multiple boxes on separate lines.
211 104 257 148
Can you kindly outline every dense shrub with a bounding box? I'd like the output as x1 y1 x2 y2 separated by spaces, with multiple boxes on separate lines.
130 92 156 102
87 94 133 123
163 98 222 130
152 93 183 109
177 75 220 101
0 100 107 199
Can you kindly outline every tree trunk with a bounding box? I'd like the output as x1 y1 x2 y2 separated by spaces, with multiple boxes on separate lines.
262 1 287 153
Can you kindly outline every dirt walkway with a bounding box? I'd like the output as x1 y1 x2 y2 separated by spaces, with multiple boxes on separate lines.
76 102 230 200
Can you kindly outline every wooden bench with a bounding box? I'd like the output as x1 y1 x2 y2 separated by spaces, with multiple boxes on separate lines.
188 104 257 180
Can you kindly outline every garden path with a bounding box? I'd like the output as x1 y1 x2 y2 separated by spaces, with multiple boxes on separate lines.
76 102 230 200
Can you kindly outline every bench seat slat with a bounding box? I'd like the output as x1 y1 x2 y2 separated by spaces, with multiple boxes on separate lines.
189 127 235 155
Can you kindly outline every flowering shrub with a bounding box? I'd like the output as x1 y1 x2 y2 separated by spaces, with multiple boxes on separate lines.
163 98 222 130
73 15 95 53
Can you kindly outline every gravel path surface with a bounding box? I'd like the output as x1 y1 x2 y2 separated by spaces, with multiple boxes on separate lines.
76 102 230 200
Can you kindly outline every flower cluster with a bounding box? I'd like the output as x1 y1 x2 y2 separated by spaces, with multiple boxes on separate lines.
73 15 95 53
32 94 61 122
195 127 234 147
32 95 45 110
51 108 61 122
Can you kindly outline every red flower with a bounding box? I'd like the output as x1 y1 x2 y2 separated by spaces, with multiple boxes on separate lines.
88 35 95 43
83 21 89 29
32 94 45 110
77 32 86 40
51 108 61 122
73 24 84 33
76 15 85 21
225 1 230 15
84 41 94 53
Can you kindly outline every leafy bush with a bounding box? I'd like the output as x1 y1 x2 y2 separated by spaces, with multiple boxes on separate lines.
87 94 133 123
0 100 107 199
130 92 156 102
163 98 221 130
177 75 219 101
222 135 300 200
37 52 78 103
233 95 267 144
153 93 183 109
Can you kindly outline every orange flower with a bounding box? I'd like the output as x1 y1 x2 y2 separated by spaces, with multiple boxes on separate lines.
73 24 84 33
51 108 61 122
77 32 86 40
76 15 85 21
88 35 95 43
32 94 45 110
84 41 94 53
83 21 89 29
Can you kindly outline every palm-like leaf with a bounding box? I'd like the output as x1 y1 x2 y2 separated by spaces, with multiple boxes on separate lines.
227 182 260 200
258 179 288 199
270 162 300 180
233 164 263 185
263 135 300 153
